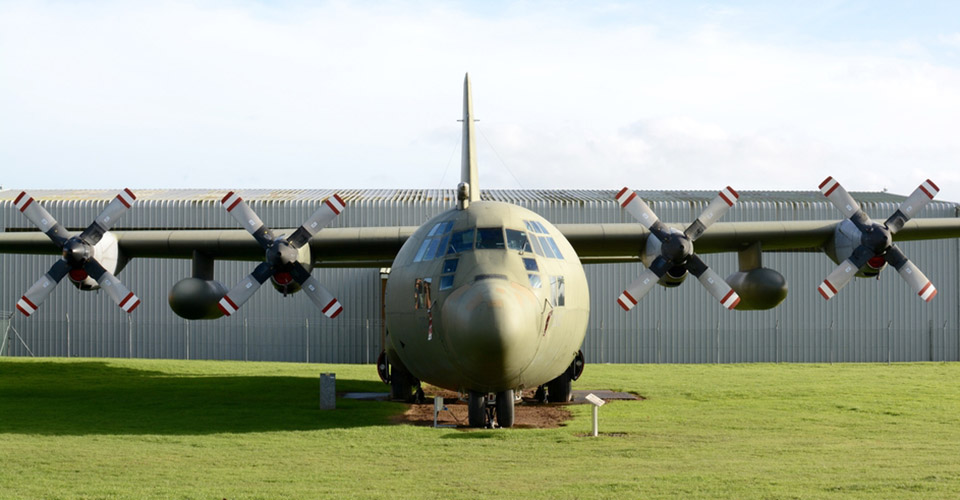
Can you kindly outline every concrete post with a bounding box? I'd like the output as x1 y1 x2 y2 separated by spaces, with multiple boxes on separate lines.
320 373 336 410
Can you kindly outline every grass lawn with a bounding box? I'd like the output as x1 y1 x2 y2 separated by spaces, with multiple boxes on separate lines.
2 358 960 499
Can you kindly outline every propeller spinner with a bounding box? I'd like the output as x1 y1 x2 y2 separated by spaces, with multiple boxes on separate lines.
13 189 141 316
817 177 939 302
217 191 345 318
615 186 741 311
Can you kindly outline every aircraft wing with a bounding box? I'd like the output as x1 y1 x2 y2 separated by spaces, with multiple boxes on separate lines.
557 218 960 264
0 227 419 268
4 219 960 267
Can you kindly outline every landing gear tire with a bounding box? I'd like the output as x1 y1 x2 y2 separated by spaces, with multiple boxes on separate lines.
534 385 547 404
390 363 414 402
495 390 515 428
546 371 572 403
468 391 487 428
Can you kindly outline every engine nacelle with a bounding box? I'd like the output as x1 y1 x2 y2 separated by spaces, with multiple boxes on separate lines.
726 268 788 310
68 232 125 291
268 240 312 295
642 227 689 288
270 272 302 295
169 277 228 320
825 219 887 277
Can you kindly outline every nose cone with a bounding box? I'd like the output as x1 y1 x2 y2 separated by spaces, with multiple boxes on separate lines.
441 279 541 390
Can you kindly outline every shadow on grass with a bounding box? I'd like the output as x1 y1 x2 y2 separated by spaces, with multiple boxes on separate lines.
0 360 403 436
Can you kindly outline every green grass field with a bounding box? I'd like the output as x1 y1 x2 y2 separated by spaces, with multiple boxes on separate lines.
2 358 960 499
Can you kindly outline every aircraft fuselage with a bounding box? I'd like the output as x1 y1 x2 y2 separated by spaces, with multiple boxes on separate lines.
384 200 589 394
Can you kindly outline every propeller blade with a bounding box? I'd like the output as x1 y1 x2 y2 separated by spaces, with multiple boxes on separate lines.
684 186 739 241
288 263 343 318
617 267 660 312
16 260 71 316
13 191 71 246
817 260 857 301
221 191 275 248
817 245 875 300
885 179 940 234
83 259 141 313
884 245 937 302
287 193 346 248
616 187 660 230
79 188 137 245
217 262 274 316
819 176 862 219
685 254 740 309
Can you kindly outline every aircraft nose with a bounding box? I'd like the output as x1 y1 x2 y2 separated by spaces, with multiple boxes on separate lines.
441 278 541 389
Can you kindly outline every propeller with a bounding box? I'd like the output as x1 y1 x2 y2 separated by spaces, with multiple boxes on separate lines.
615 186 741 311
13 189 141 316
216 191 345 318
817 177 939 302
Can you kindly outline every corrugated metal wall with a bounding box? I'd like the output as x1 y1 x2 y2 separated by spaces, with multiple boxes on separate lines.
2 188 958 364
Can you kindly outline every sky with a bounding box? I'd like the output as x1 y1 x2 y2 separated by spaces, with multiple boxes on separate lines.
1 0 960 200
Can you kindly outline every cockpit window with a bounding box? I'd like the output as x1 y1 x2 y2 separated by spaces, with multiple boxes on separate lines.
529 234 545 257
537 235 556 258
505 229 531 252
414 221 455 262
544 236 564 260
523 220 549 234
448 229 475 254
428 220 454 237
476 228 505 249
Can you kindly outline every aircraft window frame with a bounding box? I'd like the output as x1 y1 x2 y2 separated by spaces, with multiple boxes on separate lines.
537 235 556 259
442 258 459 274
439 274 455 291
431 234 451 260
523 257 539 272
523 220 535 233
448 229 475 254
550 275 565 307
415 221 455 262
423 238 441 261
476 227 506 250
529 234 545 257
528 274 542 289
413 239 432 262
545 237 564 260
505 229 531 252
414 277 433 309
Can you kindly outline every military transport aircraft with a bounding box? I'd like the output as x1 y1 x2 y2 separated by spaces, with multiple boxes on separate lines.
3 74 960 428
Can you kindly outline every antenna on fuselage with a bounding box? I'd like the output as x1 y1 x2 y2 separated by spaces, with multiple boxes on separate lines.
458 73 479 210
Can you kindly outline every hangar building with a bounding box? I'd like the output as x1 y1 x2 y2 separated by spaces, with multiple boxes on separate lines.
2 188 959 364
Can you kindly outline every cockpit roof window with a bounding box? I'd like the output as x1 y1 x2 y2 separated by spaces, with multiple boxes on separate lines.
537 235 556 258
529 233 545 257
428 220 454 237
544 236 564 260
523 219 550 235
476 228 505 250
414 220 455 262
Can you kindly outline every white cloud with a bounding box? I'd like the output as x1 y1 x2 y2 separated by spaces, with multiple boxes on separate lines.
0 1 959 201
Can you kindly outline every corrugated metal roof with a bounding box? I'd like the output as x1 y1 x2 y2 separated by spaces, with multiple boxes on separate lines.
1 187 942 204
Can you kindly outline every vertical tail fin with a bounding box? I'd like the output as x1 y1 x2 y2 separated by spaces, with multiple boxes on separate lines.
460 73 480 203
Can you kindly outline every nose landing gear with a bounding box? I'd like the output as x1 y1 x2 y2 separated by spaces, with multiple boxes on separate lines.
467 389 516 428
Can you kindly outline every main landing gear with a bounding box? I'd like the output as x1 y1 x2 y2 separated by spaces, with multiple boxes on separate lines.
542 350 586 403
379 354 424 403
468 389 515 428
